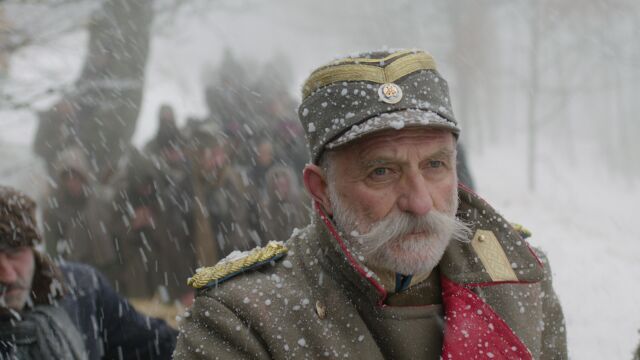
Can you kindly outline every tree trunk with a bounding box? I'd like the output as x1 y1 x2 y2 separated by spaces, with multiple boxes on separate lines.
33 0 153 182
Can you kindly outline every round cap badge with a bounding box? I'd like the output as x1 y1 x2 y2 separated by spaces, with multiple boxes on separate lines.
378 83 403 104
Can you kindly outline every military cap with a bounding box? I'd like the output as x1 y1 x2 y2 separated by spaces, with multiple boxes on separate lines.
0 186 41 250
298 49 460 164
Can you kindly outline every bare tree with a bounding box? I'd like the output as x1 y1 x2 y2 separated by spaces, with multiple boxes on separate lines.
31 0 153 182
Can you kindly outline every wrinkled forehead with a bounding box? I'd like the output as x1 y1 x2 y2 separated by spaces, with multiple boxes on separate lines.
334 127 456 157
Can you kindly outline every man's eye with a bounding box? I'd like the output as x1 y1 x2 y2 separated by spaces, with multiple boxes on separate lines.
369 167 392 180
373 168 388 176
428 160 444 168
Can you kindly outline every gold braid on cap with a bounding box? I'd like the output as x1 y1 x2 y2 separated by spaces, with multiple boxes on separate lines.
302 50 437 99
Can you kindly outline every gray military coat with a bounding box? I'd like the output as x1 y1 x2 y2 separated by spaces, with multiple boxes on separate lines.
174 186 567 359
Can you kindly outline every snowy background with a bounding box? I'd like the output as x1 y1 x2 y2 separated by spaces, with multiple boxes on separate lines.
1 1 639 358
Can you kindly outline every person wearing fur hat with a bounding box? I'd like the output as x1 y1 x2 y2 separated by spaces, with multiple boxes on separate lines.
0 185 177 359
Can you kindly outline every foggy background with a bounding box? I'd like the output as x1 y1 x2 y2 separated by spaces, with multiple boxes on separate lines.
0 0 639 358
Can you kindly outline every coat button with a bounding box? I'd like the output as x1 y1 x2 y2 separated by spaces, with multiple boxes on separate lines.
478 235 486 242
315 300 327 320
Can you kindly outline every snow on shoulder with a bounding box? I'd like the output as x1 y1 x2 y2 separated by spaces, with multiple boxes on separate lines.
187 241 288 289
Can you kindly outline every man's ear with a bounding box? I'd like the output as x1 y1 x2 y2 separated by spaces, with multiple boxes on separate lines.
303 164 333 215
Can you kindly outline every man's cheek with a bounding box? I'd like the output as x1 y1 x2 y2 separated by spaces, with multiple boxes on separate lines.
366 197 395 222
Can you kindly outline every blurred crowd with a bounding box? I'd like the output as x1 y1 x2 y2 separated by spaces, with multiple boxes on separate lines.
34 49 476 308
39 51 310 305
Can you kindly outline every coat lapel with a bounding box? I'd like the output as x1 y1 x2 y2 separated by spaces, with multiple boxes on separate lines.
439 185 544 358
440 276 533 359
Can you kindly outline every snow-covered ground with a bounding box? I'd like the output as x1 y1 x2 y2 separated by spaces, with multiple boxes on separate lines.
470 138 640 360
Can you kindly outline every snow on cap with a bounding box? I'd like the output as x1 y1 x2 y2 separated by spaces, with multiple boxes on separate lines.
326 109 458 150
298 49 460 164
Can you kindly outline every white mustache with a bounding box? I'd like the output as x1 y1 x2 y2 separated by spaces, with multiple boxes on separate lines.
353 210 471 257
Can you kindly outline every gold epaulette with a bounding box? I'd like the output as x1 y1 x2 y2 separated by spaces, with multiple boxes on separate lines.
187 241 288 289
510 223 532 239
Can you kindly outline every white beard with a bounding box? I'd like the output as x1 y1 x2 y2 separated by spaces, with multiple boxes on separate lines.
328 185 471 276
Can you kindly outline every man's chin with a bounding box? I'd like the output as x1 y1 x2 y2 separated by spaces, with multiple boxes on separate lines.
0 293 28 312
389 234 436 252
400 232 430 242
368 235 449 275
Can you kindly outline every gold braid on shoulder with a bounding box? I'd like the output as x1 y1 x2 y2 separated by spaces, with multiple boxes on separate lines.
187 241 288 289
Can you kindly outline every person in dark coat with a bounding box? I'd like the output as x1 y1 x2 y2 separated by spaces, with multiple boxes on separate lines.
112 151 195 303
144 104 190 178
56 261 177 359
259 164 309 241
0 185 177 359
42 147 118 285
188 123 253 266
248 137 277 194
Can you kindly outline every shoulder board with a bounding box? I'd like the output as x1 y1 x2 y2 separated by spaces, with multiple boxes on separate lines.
510 222 532 239
187 241 288 289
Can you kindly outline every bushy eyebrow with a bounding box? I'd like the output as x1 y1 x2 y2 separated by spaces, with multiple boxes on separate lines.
428 148 456 161
360 147 455 168
360 158 392 168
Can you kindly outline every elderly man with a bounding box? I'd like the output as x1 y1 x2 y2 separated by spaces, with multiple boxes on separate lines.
0 186 177 359
174 49 567 359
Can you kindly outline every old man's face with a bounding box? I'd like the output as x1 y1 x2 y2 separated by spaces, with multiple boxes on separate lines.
323 128 466 275
0 246 35 311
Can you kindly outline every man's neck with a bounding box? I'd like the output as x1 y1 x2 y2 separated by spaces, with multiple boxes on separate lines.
363 262 433 295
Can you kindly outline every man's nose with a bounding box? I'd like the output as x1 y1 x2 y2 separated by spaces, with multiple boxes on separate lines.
396 171 433 216
0 254 17 283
